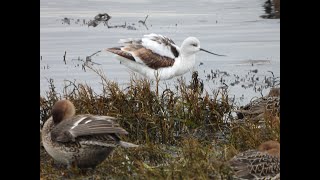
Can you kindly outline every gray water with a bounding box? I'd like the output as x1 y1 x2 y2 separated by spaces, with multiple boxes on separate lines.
40 0 280 106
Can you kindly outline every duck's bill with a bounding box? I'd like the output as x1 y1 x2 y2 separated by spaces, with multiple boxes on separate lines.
200 48 226 56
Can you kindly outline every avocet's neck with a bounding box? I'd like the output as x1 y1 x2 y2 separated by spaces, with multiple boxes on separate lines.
171 53 196 77
180 42 195 57
171 37 200 76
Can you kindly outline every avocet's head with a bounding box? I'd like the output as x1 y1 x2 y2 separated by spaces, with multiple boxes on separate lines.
181 37 225 56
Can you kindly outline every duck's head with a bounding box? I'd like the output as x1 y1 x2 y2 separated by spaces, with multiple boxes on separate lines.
258 140 280 157
52 100 76 125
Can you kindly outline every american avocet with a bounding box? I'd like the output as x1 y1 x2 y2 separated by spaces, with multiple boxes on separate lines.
105 33 225 80
42 100 138 169
228 140 280 179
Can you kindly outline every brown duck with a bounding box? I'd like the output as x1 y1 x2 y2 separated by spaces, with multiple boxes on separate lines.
236 87 280 121
228 140 280 179
41 99 138 169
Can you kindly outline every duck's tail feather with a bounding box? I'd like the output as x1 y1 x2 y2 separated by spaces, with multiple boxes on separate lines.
119 141 139 148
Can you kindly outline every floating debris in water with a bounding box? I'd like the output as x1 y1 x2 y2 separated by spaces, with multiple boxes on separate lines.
127 25 137 30
63 51 67 65
61 17 71 25
71 51 102 71
95 13 111 21
88 13 111 27
57 13 152 31
138 15 149 30
88 20 101 27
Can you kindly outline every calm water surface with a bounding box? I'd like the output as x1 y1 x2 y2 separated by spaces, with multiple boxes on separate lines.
40 0 280 105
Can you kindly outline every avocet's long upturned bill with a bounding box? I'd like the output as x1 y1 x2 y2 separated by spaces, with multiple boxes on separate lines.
105 33 225 80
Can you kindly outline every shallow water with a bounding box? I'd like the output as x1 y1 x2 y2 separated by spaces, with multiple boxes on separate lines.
40 0 280 105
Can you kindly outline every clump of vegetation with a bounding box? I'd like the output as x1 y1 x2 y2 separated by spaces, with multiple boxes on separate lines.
40 65 280 179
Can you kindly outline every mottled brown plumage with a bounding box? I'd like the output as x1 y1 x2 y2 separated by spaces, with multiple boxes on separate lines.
236 88 280 121
228 141 280 179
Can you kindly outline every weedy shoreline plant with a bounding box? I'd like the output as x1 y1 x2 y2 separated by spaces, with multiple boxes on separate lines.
40 64 280 179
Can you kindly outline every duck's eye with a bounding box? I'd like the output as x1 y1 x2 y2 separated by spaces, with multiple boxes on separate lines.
191 43 197 47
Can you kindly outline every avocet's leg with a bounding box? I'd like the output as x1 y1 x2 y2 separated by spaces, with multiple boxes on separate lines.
154 70 161 96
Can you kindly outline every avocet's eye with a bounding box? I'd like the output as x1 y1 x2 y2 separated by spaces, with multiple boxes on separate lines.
191 43 197 47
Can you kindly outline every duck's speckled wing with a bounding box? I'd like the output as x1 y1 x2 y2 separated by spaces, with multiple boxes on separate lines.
236 96 280 120
228 150 280 179
51 115 128 142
